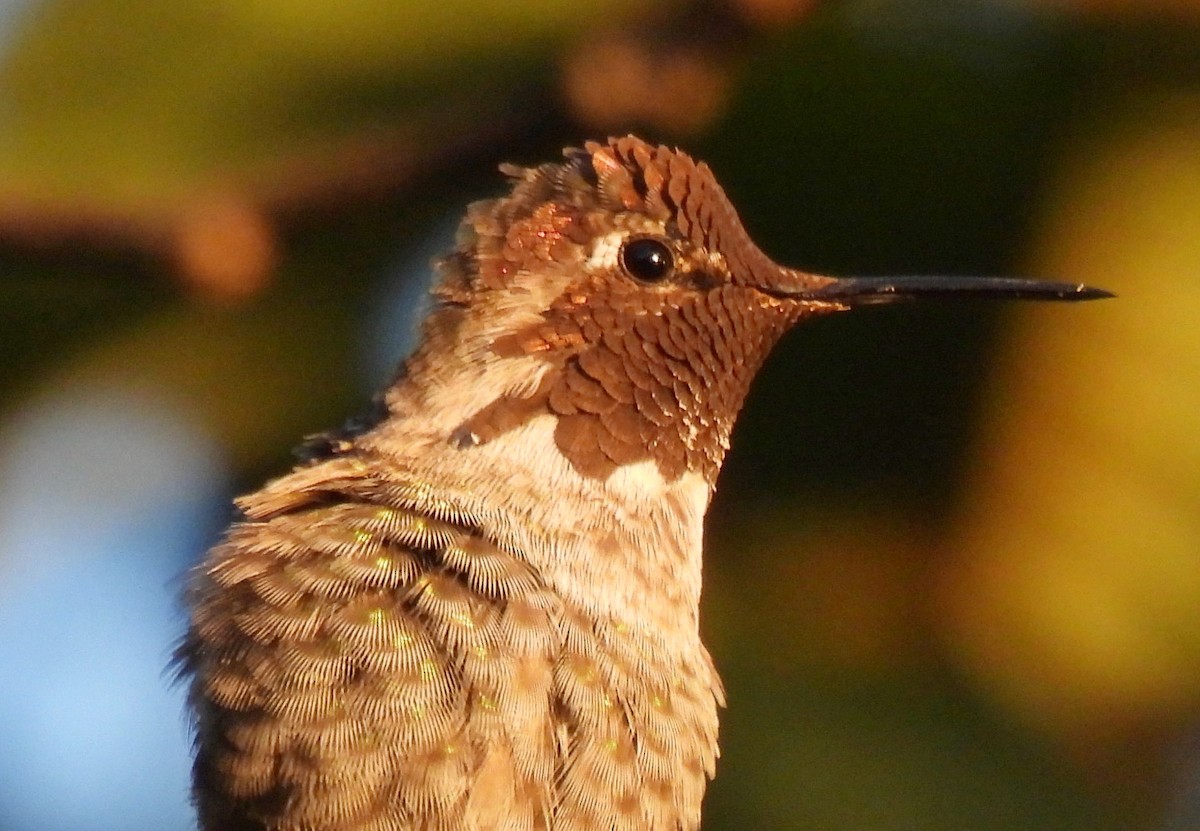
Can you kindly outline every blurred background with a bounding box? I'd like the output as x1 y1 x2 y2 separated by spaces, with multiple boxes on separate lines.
0 0 1197 829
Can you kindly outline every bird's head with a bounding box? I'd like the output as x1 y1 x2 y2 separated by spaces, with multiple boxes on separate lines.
405 136 1108 486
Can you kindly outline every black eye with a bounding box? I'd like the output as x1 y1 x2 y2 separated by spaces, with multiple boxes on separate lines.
620 237 674 283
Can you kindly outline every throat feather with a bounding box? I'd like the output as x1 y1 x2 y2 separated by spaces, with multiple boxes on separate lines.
444 284 799 484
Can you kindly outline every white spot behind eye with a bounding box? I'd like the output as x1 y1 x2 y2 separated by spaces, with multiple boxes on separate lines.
586 231 627 273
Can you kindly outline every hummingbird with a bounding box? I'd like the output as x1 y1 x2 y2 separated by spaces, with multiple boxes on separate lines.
179 136 1108 831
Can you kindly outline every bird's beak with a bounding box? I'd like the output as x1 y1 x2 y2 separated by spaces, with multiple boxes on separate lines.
773 273 1113 305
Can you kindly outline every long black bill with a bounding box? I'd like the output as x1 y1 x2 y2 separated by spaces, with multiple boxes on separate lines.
796 275 1113 305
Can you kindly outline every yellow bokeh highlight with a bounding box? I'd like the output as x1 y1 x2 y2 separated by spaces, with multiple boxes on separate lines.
941 96 1200 739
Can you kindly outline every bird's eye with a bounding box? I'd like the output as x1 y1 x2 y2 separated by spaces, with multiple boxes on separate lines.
620 237 674 283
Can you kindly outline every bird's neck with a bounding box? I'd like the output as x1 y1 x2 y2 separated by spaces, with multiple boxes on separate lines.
358 360 714 639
